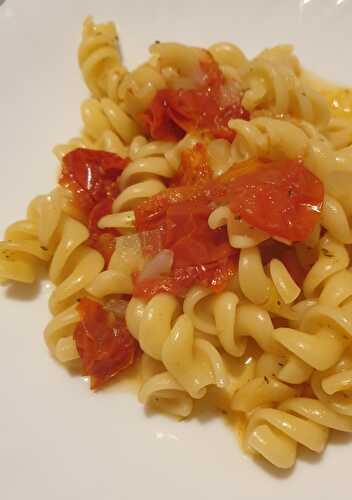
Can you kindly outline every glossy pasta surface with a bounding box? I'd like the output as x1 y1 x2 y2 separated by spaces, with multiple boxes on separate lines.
2 16 352 471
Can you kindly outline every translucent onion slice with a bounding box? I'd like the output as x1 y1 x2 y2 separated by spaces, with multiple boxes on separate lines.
104 297 129 318
137 249 174 282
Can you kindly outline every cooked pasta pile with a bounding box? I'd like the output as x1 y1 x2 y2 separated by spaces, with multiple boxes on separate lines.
2 17 352 470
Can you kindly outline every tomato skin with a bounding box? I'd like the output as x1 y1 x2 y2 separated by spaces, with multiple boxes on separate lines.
74 298 139 389
136 158 323 247
143 56 249 141
134 158 262 233
228 160 324 242
133 257 236 299
135 143 233 269
60 149 128 266
60 148 129 218
144 88 249 142
164 201 233 267
171 143 213 187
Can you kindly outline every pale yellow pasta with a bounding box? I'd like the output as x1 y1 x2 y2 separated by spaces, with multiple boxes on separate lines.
81 97 139 147
79 17 126 101
231 376 297 413
274 304 352 370
303 233 349 298
127 294 228 398
255 351 313 384
183 286 282 355
112 178 165 212
162 314 228 398
318 269 352 306
239 53 330 128
269 259 301 305
138 355 193 418
310 347 352 416
44 304 81 363
244 398 352 469
228 116 309 162
321 194 352 244
325 117 352 149
49 247 105 314
126 294 181 360
117 62 166 119
100 135 174 230
87 233 144 297
208 206 269 249
209 42 247 69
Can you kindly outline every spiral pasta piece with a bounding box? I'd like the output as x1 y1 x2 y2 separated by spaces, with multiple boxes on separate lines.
117 62 166 119
311 347 352 416
321 194 352 244
255 351 313 385
231 376 297 413
229 117 309 162
138 354 193 418
78 17 126 101
126 294 181 360
81 97 140 147
303 233 349 298
208 206 269 249
244 397 352 468
100 135 173 227
240 55 330 128
87 233 144 298
274 304 352 370
44 304 81 363
162 314 228 398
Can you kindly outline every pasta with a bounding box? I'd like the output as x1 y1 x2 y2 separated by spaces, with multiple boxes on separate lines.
3 16 352 471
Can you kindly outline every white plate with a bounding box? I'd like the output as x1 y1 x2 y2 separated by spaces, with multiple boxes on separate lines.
0 1 351 499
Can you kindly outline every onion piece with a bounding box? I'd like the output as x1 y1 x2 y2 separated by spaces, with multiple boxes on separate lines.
137 249 174 283
104 297 129 318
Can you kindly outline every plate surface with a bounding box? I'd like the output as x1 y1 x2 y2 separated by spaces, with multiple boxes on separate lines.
0 1 351 499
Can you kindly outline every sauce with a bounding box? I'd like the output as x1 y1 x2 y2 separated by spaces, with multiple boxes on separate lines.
302 69 352 118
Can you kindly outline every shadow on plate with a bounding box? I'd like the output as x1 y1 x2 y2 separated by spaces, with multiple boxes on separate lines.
3 266 47 302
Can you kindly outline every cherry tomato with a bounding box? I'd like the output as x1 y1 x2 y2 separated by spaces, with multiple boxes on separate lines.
164 200 233 267
74 298 139 389
228 159 324 242
133 257 236 298
60 148 129 218
143 56 249 141
170 143 213 187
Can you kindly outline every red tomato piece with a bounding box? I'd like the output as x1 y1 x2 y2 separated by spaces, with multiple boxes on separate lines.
171 143 213 187
60 149 128 265
74 298 139 389
134 184 205 232
143 90 186 142
143 55 249 141
164 201 233 267
228 160 324 242
60 148 129 218
133 257 236 299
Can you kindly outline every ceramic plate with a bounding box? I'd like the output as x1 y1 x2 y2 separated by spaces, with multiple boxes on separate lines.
1 1 351 499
